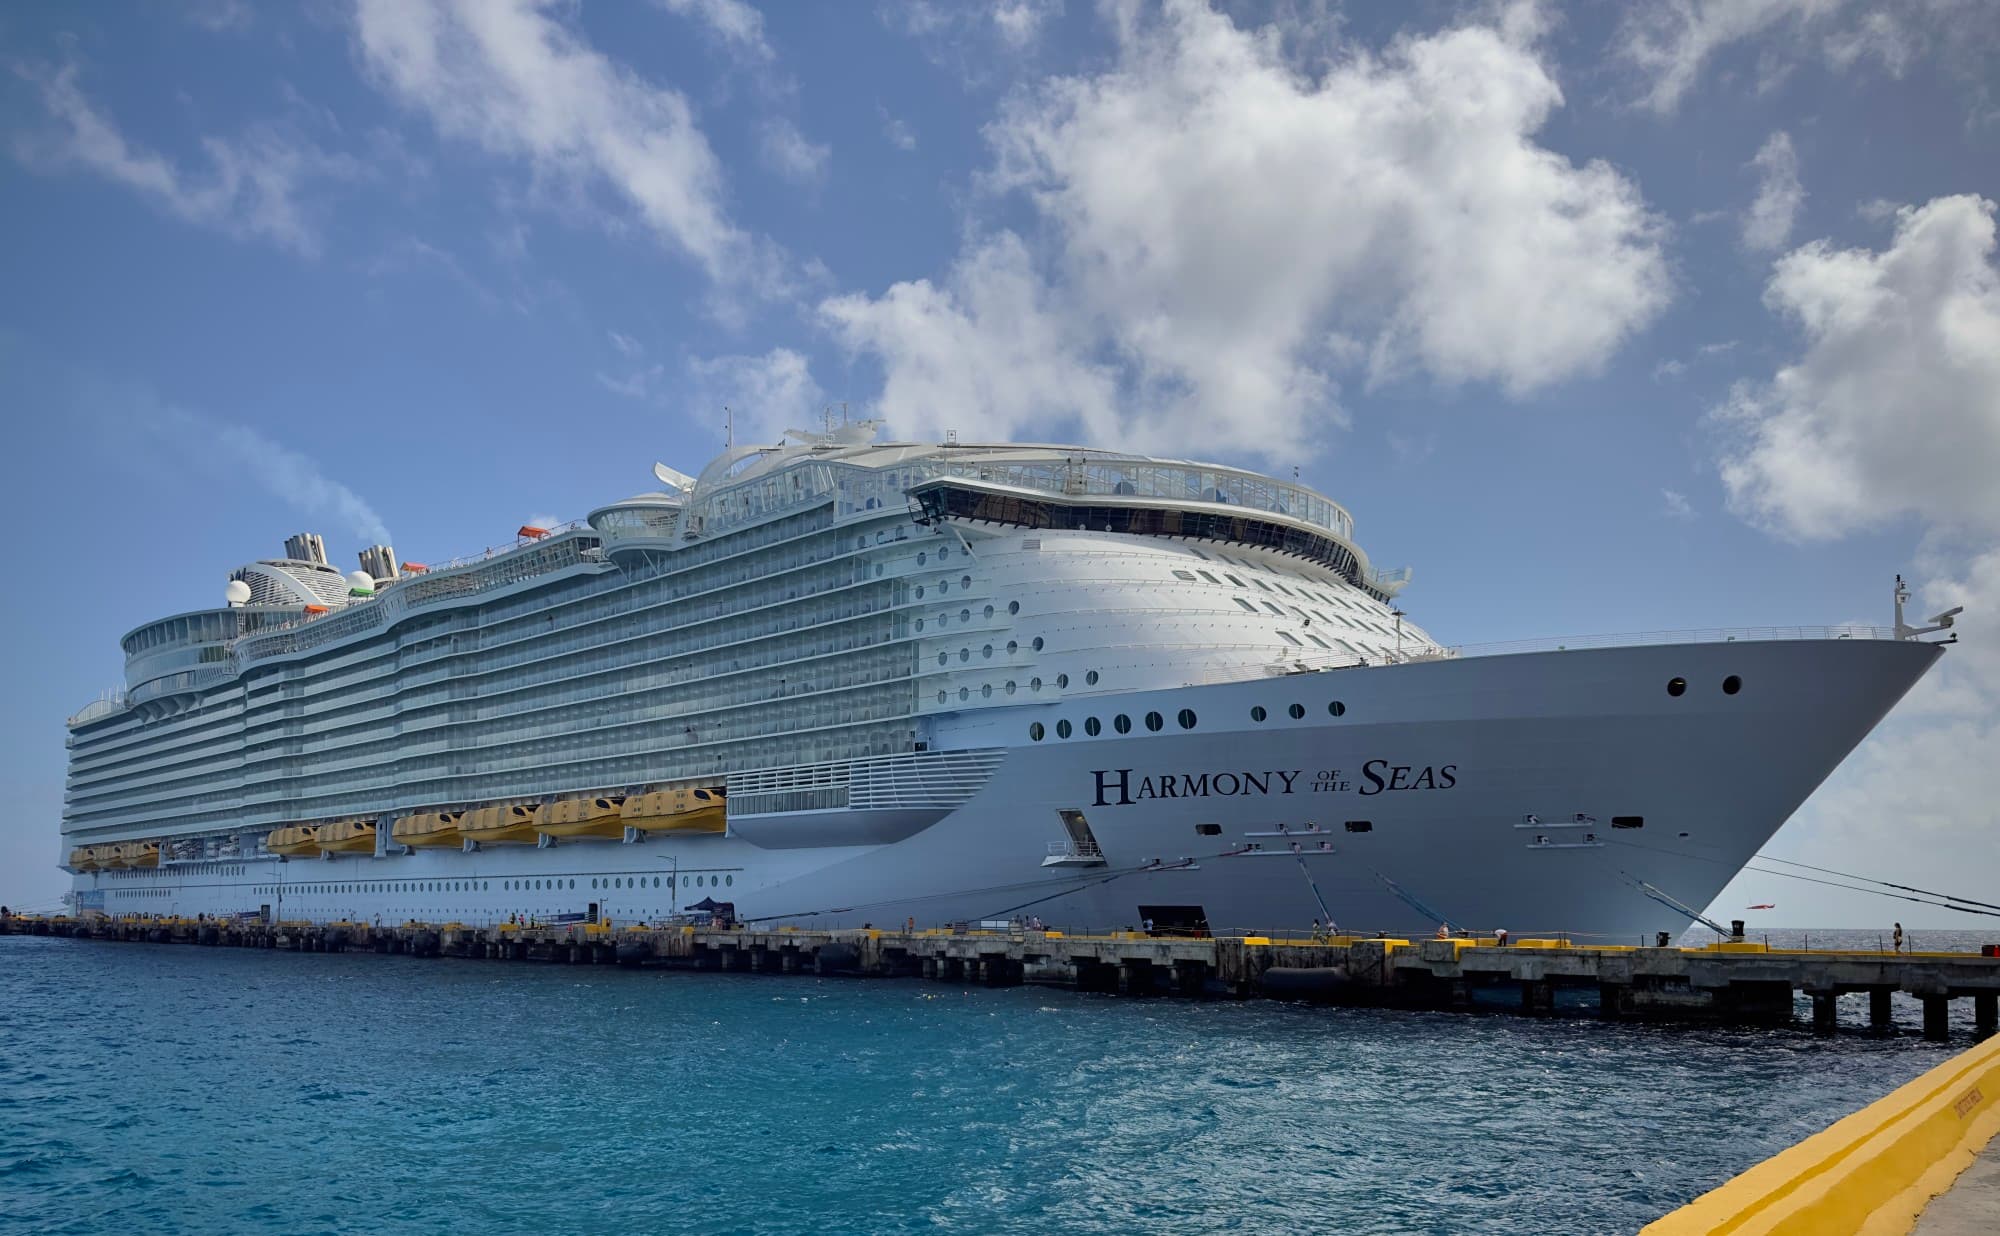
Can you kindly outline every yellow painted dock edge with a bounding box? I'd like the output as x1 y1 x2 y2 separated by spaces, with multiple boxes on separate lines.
1642 1031 2000 1235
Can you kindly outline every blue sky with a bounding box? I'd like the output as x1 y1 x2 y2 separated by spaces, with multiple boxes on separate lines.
3 0 1998 926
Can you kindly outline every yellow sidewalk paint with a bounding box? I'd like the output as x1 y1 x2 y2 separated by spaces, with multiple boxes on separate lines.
1643 1032 2000 1235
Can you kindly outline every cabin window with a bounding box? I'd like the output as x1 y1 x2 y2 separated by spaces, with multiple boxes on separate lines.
1030 722 1045 741
1173 570 1198 581
1007 600 1020 615
1344 820 1373 833
1085 670 1100 685
1195 823 1222 836
1328 701 1346 717
1177 709 1197 730
1084 717 1101 736
1056 719 1073 739
1289 703 1305 719
1612 816 1644 829
1667 677 1687 697
1723 675 1742 695
1251 706 1267 722
1234 598 1258 612
1113 714 1131 733
1145 711 1164 731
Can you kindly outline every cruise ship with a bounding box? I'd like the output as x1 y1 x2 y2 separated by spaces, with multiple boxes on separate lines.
59 426 1948 939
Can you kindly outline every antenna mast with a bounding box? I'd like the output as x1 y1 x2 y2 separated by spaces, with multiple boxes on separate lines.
724 405 734 448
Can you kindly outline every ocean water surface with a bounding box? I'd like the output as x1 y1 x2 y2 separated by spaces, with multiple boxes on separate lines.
0 931 1978 1234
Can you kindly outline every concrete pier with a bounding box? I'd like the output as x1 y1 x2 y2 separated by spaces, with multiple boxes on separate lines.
8 914 2000 1036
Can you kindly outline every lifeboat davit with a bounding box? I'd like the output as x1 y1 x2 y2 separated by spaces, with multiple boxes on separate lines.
539 795 628 839
267 826 320 857
461 803 542 845
391 810 465 849
621 786 726 835
317 820 376 854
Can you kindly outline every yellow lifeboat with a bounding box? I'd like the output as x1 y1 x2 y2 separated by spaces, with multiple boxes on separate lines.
391 811 465 849
621 786 726 835
461 803 543 845
267 825 320 857
539 794 628 839
318 820 377 854
115 842 160 868
70 847 100 871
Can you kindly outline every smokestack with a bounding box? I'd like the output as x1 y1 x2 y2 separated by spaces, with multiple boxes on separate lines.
284 532 328 566
358 544 401 583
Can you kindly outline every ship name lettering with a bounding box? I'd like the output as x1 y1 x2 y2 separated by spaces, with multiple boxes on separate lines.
1089 768 1301 807
1357 760 1458 796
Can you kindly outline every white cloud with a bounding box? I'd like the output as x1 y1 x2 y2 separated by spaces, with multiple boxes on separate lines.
655 0 773 62
824 3 1669 459
820 232 1121 446
597 364 665 400
608 330 643 358
1653 358 1688 381
1661 488 1696 519
878 104 916 151
1715 194 2000 539
686 347 827 444
993 0 1064 49
758 118 830 185
11 62 357 256
1709 196 2000 924
104 382 394 544
353 0 786 296
1618 0 1998 114
1742 130 1804 251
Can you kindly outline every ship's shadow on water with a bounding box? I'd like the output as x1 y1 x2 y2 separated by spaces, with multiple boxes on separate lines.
0 934 1968 1235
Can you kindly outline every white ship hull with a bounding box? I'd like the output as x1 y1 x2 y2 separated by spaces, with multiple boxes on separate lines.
74 637 1939 940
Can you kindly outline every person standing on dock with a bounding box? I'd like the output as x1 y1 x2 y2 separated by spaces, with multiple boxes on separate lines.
1894 922 1904 953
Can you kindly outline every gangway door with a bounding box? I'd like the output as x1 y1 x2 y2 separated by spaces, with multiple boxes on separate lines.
1044 809 1107 868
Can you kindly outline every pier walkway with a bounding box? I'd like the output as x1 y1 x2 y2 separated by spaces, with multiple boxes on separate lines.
8 913 2000 1037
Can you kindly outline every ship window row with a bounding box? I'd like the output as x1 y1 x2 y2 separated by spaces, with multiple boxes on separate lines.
83 722 920 837
1249 701 1349 721
1029 709 1195 741
221 719 918 826
69 685 921 826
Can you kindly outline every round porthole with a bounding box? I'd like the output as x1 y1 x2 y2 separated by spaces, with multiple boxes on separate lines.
916 586 925 599
959 648 970 662
1289 703 1305 719
1722 675 1742 695
1031 677 1043 691
938 580 949 594
1030 722 1045 741
960 608 971 623
1178 708 1197 729
1085 670 1100 685
1145 711 1164 732
982 683 992 698
939 546 950 559
984 604 995 619
726 875 733 886
1006 681 1017 694
937 690 948 704
915 618 925 631
1032 636 1045 651
938 652 949 666
1667 677 1687 697
1251 705 1267 722
1084 717 1101 736
918 551 927 565
1008 601 1020 615
983 644 994 659
962 575 972 589
1056 719 1073 738
1056 673 1069 688
959 687 969 701
1114 714 1132 733
1329 700 1346 716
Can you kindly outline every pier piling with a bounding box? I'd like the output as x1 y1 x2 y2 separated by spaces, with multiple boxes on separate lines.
9 916 2000 1038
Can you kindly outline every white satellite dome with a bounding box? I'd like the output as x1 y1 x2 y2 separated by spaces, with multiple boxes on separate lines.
224 579 253 607
345 570 376 593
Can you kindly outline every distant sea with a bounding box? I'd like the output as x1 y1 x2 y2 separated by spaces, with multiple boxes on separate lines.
2 929 1991 1235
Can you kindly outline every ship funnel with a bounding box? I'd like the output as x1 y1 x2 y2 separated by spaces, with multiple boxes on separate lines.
284 532 329 566
358 544 401 582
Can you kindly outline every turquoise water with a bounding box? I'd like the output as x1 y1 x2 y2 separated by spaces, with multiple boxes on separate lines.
0 933 1968 1234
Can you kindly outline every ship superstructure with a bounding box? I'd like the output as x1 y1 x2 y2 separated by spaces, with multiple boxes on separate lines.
59 427 1945 937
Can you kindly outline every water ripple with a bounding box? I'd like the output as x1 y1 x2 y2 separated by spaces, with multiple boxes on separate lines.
0 933 1963 1234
